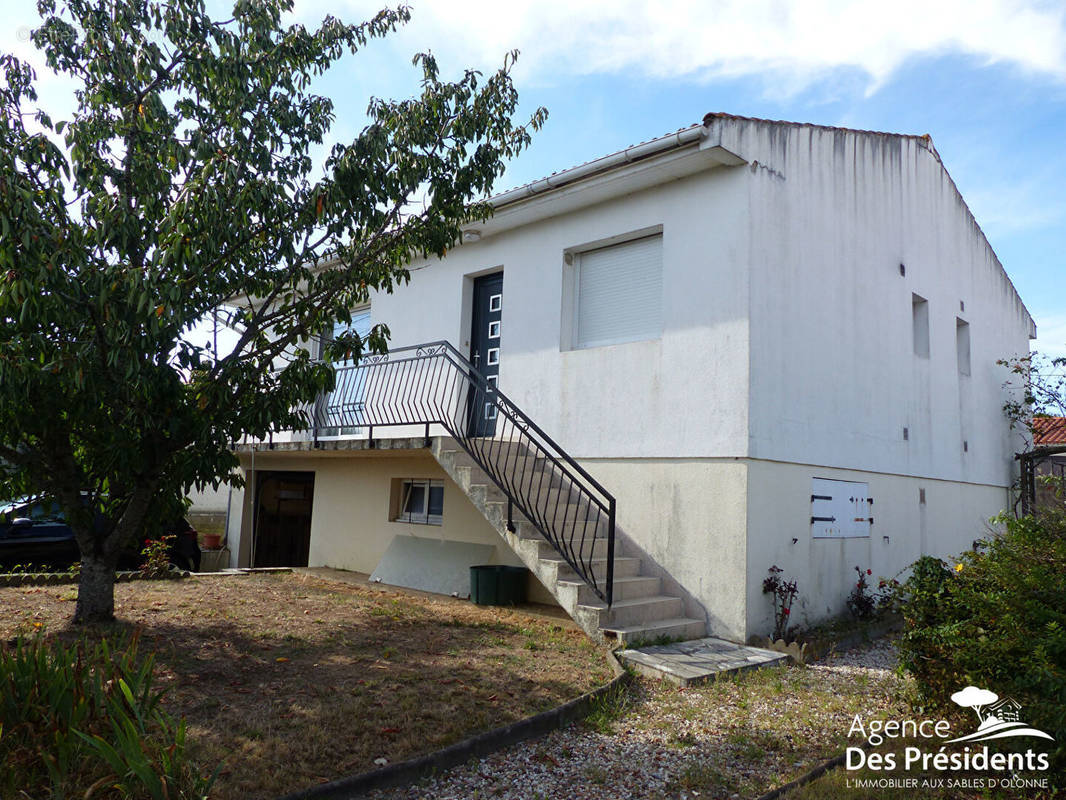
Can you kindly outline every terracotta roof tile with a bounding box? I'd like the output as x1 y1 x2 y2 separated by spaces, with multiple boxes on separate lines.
1033 416 1066 445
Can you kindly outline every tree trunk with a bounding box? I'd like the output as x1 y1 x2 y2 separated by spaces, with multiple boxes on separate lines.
74 551 119 623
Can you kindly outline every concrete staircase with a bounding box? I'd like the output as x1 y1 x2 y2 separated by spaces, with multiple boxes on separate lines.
431 438 706 645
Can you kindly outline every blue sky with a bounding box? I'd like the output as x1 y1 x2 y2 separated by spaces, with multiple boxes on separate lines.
5 0 1065 358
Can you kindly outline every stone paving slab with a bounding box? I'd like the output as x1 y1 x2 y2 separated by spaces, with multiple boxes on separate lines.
617 636 789 686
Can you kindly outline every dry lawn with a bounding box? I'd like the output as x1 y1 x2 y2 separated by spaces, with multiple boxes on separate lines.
0 571 611 799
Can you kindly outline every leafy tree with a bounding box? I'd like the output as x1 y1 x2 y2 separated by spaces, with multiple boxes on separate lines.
0 0 545 621
1000 350 1066 451
999 350 1066 513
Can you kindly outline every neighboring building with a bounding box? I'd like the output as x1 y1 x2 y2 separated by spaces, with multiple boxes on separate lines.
1028 416 1066 510
218 113 1034 644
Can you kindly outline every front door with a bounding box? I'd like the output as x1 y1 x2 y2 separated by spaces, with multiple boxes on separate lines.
252 471 315 567
468 272 503 437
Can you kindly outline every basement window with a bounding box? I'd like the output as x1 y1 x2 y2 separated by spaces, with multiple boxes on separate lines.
392 479 444 525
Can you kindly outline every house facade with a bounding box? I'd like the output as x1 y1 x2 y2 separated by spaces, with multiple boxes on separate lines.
218 113 1034 643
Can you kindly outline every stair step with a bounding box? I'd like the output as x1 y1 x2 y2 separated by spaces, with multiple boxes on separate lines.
579 595 683 627
466 482 506 505
456 467 572 501
442 446 579 491
600 617 707 647
556 575 660 603
495 501 590 529
441 446 548 473
542 555 642 580
531 536 614 560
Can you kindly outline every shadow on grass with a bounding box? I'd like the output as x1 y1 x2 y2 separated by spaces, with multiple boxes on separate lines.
30 578 606 800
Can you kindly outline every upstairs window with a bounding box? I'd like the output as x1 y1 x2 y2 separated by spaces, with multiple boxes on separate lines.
956 318 971 376
912 294 930 358
572 234 662 349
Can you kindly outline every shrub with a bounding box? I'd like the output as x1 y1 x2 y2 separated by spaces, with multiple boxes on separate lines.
762 565 798 641
845 565 876 620
0 632 216 798
141 534 176 579
897 516 1066 777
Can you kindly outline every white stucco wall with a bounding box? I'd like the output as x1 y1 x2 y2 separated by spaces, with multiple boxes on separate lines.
580 458 749 641
710 118 1034 483
364 164 752 460
186 482 232 514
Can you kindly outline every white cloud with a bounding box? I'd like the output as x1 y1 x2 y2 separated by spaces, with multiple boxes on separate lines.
965 177 1066 237
0 13 80 136
1033 312 1066 361
313 0 1066 92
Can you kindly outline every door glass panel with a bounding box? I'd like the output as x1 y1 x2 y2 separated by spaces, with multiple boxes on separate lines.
320 308 371 436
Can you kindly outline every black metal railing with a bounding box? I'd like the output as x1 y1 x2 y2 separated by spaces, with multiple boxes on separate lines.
309 341 616 605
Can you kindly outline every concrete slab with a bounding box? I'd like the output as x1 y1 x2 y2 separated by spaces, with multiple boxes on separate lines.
369 535 495 598
617 637 789 686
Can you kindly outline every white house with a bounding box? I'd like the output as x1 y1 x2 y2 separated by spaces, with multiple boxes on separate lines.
218 113 1035 644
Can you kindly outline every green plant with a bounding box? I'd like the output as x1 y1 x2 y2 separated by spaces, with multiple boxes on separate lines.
845 565 876 620
669 760 737 793
583 681 633 734
897 517 1066 780
0 560 80 577
763 565 798 641
875 574 902 615
0 632 216 798
140 534 176 579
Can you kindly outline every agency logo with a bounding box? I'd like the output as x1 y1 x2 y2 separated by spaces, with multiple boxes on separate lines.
845 684 1053 791
945 686 1054 744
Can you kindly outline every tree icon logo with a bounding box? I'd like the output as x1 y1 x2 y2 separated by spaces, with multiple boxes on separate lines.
946 686 1054 744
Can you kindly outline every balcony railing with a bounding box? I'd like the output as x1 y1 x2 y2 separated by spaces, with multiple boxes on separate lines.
303 340 616 605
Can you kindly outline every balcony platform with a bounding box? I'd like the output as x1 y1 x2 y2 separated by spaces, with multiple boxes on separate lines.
235 435 436 455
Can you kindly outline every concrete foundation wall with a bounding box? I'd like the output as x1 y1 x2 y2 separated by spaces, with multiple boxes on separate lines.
743 458 1009 640
580 458 749 642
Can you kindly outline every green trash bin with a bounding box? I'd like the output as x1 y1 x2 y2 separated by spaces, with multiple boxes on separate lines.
470 565 528 606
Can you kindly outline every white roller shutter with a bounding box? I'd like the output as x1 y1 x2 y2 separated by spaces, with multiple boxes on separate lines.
575 235 662 349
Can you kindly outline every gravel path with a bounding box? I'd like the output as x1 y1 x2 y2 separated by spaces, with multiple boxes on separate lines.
367 639 906 800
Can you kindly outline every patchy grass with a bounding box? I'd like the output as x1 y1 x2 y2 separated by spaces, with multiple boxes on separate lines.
366 637 1057 800
583 679 635 735
590 648 915 800
0 572 611 799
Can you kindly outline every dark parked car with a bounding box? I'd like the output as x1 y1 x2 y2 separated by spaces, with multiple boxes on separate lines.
0 497 201 572
0 498 80 571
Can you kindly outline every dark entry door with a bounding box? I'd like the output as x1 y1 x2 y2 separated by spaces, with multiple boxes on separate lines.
468 272 503 437
253 471 315 568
